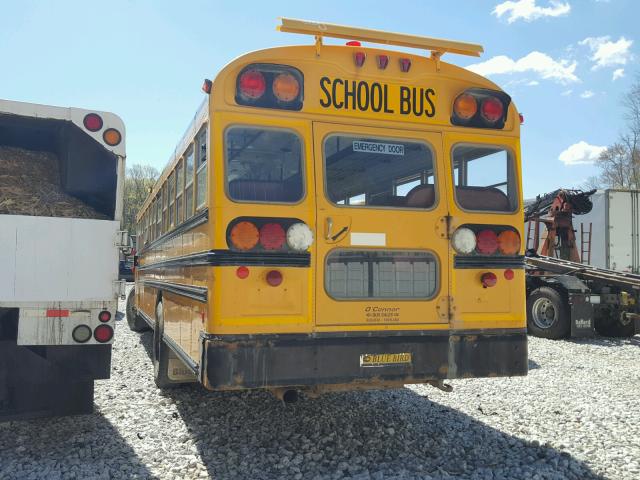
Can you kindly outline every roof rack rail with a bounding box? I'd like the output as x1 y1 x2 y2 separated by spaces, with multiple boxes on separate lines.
277 17 483 58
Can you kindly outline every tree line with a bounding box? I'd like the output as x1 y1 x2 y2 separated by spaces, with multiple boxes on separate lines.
591 75 640 190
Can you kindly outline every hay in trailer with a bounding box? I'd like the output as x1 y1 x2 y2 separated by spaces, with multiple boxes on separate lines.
0 146 108 219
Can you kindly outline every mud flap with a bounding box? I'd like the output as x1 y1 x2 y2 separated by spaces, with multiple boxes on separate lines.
569 293 595 337
0 341 110 421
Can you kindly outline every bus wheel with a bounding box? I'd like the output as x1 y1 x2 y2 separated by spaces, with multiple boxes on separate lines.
527 287 570 339
126 288 150 332
152 301 174 389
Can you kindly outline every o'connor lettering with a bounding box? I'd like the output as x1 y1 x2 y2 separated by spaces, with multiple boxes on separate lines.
319 76 436 118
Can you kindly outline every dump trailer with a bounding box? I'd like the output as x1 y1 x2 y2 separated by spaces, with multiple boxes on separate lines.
0 99 127 420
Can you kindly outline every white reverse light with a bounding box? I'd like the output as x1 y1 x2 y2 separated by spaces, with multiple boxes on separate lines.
286 222 313 251
451 227 476 254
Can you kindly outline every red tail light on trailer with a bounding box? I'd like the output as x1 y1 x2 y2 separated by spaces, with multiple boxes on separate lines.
94 324 114 343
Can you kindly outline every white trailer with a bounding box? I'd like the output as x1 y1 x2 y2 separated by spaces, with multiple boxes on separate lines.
0 99 126 420
576 189 640 273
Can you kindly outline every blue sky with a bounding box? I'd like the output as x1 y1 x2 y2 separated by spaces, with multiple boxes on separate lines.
1 0 636 198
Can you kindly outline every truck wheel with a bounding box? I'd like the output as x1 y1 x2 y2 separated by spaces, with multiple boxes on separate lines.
527 287 570 339
152 301 174 389
126 288 150 332
595 314 636 337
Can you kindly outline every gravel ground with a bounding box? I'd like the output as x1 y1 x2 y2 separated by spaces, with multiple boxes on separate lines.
0 294 639 480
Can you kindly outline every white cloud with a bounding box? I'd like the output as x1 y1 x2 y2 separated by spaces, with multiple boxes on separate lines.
579 36 633 70
466 51 579 84
559 141 606 165
561 89 573 96
613 68 625 80
580 90 595 98
527 80 540 86
493 0 571 23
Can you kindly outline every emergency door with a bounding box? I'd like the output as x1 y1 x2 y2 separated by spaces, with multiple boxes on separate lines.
313 122 449 328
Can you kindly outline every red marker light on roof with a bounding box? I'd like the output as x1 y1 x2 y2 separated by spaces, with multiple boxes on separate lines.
399 58 411 72
519 113 524 124
376 55 389 70
354 51 366 67
346 40 361 46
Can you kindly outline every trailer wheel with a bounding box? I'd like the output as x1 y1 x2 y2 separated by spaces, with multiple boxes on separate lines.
126 288 150 332
595 312 636 337
527 287 571 339
152 301 174 389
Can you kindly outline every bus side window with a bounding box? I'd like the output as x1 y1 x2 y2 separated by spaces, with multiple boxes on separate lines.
168 171 175 228
185 145 195 218
176 159 184 225
196 125 207 209
162 183 168 233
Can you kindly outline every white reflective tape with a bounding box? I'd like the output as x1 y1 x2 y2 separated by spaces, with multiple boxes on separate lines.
350 233 386 246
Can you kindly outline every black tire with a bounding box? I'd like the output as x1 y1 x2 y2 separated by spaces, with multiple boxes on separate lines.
152 301 175 389
126 288 150 332
595 313 636 337
527 287 571 339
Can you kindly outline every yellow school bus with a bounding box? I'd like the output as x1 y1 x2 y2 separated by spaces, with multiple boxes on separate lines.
128 19 527 399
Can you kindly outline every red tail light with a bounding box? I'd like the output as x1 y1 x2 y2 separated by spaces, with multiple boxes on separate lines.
481 97 504 124
98 310 111 322
354 51 366 67
476 229 499 255
481 272 497 288
259 223 286 250
238 70 266 100
83 113 103 132
94 324 114 343
266 270 283 287
504 269 515 280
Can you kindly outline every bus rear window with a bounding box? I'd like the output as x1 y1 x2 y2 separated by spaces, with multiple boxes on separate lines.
324 135 436 209
326 250 438 300
225 127 303 203
452 145 517 212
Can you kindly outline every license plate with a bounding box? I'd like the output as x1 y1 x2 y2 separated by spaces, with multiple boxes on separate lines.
360 352 412 367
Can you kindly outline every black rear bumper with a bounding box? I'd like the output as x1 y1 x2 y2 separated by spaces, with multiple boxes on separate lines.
203 329 527 390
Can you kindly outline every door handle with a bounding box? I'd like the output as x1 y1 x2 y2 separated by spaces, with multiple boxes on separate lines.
326 217 349 242
325 217 334 240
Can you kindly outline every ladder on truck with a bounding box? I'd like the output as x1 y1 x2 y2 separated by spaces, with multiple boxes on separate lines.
526 255 640 292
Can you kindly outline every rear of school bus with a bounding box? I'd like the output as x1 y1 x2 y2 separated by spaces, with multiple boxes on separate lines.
202 19 527 394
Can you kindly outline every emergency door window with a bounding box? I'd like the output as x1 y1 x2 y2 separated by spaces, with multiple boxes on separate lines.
225 127 303 203
324 135 436 209
452 145 518 212
325 250 438 299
